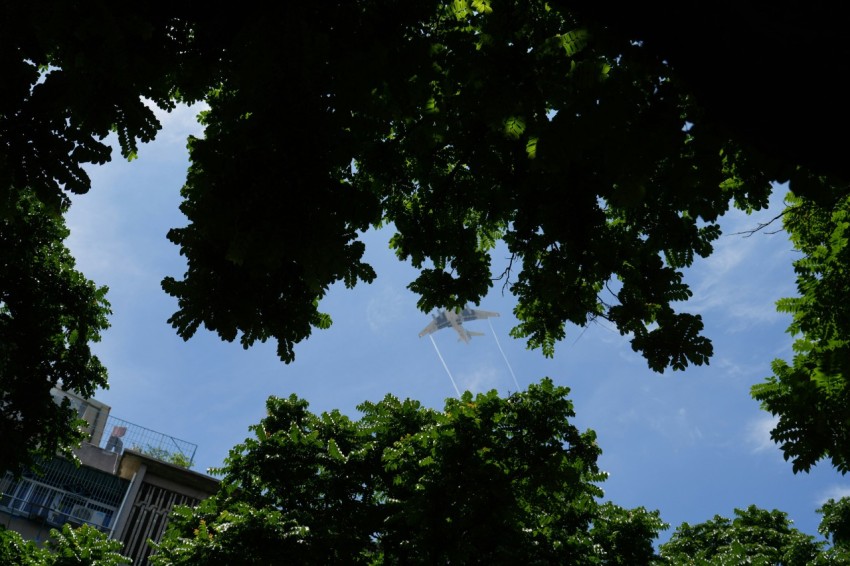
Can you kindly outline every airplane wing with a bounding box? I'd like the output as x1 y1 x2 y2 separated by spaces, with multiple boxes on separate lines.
459 308 500 322
419 319 440 337
419 312 449 337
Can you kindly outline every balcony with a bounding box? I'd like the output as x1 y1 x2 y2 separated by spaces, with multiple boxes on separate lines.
0 457 128 535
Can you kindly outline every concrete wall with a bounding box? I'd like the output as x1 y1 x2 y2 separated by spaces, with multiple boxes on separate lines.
73 443 120 475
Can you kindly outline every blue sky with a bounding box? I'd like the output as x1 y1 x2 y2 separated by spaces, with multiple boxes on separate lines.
65 103 849 543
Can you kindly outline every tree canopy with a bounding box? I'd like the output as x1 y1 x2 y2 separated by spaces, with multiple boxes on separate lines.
1 1 849 473
0 523 128 566
659 501 850 565
0 189 110 472
153 379 667 564
752 192 850 473
151 382 850 564
162 0 781 370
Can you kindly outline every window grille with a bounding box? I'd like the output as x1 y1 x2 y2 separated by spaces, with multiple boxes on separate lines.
0 457 128 533
120 481 200 565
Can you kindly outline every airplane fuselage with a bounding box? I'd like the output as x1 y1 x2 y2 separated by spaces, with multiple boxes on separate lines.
445 310 473 343
419 306 496 342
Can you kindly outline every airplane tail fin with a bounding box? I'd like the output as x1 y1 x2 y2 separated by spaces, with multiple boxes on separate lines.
456 330 485 343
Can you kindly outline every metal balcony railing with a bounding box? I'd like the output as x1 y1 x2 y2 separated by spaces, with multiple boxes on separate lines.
0 458 128 535
98 415 197 468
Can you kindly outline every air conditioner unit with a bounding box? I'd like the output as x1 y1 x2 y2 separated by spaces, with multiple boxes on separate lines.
70 505 93 522
70 504 108 527
47 510 67 525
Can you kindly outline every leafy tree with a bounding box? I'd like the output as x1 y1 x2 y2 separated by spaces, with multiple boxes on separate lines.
153 2 850 472
590 503 668 565
153 379 666 564
0 525 41 565
751 190 850 473
817 498 850 563
1 2 173 473
45 524 128 566
0 3 192 212
659 504 830 565
0 524 128 566
3 1 850 474
162 0 776 370
157 2 850 475
0 189 111 472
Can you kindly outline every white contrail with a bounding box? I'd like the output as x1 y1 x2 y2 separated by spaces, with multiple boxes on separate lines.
429 334 461 397
489 318 521 392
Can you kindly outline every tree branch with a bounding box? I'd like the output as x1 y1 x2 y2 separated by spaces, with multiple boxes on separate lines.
493 253 517 295
729 207 794 238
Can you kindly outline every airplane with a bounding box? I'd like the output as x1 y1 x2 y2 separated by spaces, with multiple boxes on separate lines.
419 306 500 343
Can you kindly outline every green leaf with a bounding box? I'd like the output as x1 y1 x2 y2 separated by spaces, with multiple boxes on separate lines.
327 438 345 461
471 0 493 14
449 0 471 20
559 29 590 57
525 136 538 159
424 97 439 114
503 116 526 139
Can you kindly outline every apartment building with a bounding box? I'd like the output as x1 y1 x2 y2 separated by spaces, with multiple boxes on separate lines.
0 389 218 565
